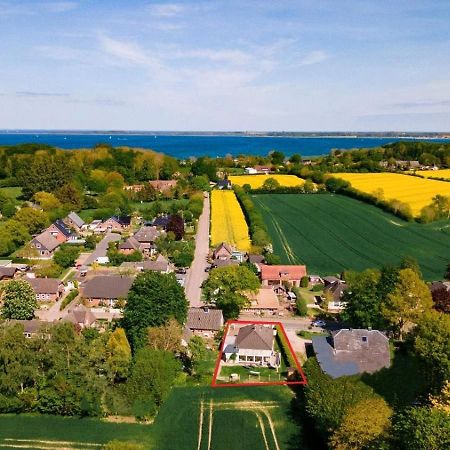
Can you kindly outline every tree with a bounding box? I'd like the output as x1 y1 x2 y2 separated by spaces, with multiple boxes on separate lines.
393 407 450 450
289 153 302 164
190 175 209 191
300 276 309 288
295 294 308 316
123 272 188 349
106 328 132 382
270 151 285 165
382 269 432 340
188 336 208 373
201 265 260 319
147 318 182 352
1 280 38 320
166 214 184 240
341 269 386 329
13 207 49 234
400 255 422 278
127 348 181 418
413 311 450 387
33 191 62 211
430 381 450 414
53 244 80 268
432 285 450 314
329 397 392 450
56 183 83 210
262 177 281 191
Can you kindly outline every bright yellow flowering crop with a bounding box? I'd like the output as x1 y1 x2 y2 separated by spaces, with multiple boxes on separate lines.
210 190 251 251
229 174 304 189
417 169 450 179
334 172 450 216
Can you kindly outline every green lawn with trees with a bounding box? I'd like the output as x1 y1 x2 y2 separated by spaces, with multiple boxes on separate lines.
253 194 450 280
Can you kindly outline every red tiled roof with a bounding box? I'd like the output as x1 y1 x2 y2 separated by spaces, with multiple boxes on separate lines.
260 264 307 281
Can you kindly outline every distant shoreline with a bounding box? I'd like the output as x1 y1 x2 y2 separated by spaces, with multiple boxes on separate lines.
1 130 449 139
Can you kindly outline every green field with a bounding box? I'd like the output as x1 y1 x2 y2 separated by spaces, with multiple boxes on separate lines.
253 193 450 280
0 386 307 450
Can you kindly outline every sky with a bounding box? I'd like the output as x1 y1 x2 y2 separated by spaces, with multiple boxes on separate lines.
1 0 450 131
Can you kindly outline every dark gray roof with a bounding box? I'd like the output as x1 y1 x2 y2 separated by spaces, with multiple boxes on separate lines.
119 237 140 250
323 276 341 285
111 215 131 226
9 319 49 334
235 325 274 351
248 254 265 264
53 219 73 237
82 275 134 299
312 329 390 379
133 226 160 243
27 277 62 294
67 211 85 228
65 305 96 326
0 267 17 279
32 232 60 252
324 281 348 301
186 308 223 331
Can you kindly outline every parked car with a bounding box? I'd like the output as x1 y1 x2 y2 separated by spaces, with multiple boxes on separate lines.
176 268 187 274
312 319 326 327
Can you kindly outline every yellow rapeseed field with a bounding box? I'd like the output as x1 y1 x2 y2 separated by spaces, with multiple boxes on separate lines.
210 190 251 251
229 174 304 189
417 169 450 179
334 173 450 215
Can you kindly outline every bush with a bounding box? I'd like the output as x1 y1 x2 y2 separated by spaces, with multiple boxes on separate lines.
300 276 309 288
275 325 298 369
295 295 308 316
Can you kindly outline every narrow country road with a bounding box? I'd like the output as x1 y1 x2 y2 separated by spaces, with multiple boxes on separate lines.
185 192 210 307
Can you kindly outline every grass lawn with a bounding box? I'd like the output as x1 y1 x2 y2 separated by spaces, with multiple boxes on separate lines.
253 193 450 280
297 330 329 340
0 414 153 449
0 186 23 204
219 365 284 383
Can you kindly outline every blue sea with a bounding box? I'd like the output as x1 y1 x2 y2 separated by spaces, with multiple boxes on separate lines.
0 133 447 159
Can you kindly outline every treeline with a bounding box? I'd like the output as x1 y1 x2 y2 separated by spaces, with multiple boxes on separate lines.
299 260 450 449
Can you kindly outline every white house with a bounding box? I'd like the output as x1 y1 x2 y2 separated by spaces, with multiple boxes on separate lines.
244 167 258 174
223 324 280 367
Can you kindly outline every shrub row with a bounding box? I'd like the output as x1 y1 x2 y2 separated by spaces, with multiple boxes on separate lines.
233 185 271 250
60 289 79 311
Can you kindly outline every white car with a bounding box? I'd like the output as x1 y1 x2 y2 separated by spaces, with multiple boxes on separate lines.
312 319 326 327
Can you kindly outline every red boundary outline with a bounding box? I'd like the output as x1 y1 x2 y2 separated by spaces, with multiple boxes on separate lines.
211 320 307 388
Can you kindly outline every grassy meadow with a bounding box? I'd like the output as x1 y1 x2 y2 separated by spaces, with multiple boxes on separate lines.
333 172 450 215
229 174 304 189
210 190 251 251
253 193 450 280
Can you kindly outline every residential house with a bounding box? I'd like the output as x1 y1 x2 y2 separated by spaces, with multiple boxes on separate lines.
216 179 232 190
81 275 134 307
119 226 161 257
244 167 258 175
254 165 272 174
64 211 86 232
148 179 178 193
152 214 184 232
0 266 17 280
26 277 64 302
243 287 280 314
9 319 49 338
223 324 280 367
213 242 233 260
123 184 145 193
95 216 131 233
46 219 77 243
309 275 324 286
312 329 391 378
120 255 173 274
260 264 307 288
186 307 224 338
30 232 60 258
65 304 97 329
323 279 348 311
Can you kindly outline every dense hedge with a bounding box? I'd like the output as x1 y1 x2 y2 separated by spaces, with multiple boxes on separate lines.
233 186 271 250
275 325 298 371
60 289 79 311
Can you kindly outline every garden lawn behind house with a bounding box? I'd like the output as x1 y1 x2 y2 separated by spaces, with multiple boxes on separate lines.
253 193 450 280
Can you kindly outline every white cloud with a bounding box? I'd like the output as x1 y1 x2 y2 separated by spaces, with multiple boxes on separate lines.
148 3 184 17
299 50 329 66
98 34 161 68
175 49 252 65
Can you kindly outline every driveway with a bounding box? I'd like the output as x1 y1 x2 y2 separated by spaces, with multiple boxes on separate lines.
184 193 210 307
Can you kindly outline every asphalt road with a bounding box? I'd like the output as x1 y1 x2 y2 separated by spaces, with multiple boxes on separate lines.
185 192 210 307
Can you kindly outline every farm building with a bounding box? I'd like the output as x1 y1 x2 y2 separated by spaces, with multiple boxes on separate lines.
243 287 280 314
312 329 391 378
